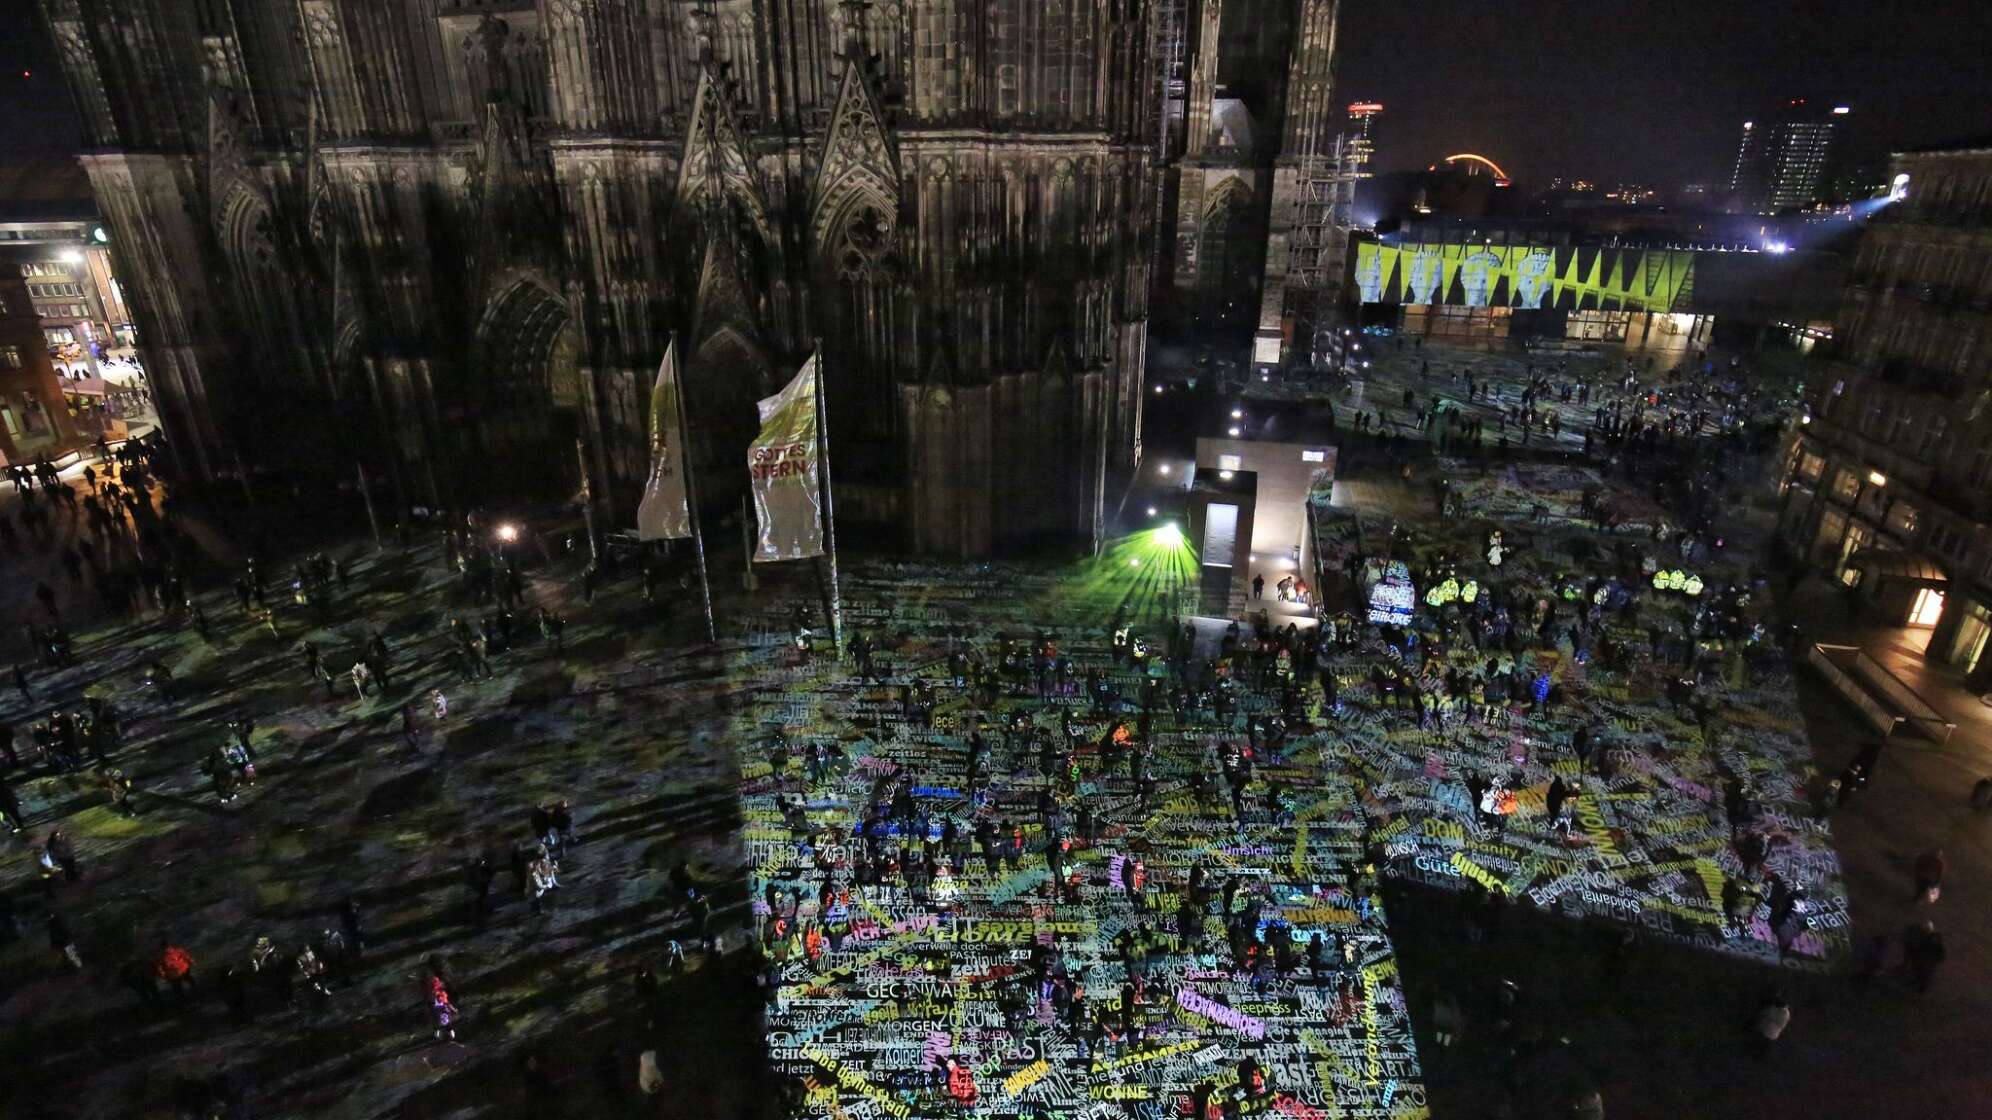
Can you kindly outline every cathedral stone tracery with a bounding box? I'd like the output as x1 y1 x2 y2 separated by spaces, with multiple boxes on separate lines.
40 0 1341 555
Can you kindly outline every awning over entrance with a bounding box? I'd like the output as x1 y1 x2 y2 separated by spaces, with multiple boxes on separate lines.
1844 548 1948 588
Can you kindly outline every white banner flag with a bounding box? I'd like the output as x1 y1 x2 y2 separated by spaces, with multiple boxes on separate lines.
635 341 691 540
749 354 825 562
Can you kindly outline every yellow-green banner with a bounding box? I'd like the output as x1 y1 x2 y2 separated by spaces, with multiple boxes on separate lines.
1354 241 1694 313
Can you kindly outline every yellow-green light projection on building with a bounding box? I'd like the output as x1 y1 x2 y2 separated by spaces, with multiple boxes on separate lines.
1353 241 1695 313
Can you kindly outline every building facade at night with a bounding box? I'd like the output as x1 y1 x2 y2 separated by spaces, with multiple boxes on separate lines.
1780 141 1992 686
1156 0 1349 373
36 0 1352 555
38 0 1155 555
0 260 87 464
0 156 134 369
1727 100 1844 215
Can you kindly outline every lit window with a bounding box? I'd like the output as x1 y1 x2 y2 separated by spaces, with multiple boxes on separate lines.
1301 449 1326 463
1888 502 1920 536
0 346 20 370
1218 454 1242 471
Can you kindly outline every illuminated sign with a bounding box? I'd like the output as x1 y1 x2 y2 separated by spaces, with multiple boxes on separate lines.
1366 560 1416 625
1354 241 1696 313
1253 333 1283 365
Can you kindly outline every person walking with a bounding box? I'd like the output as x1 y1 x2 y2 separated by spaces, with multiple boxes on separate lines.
341 899 366 953
528 851 558 915
1903 921 1946 993
400 702 422 752
43 829 80 882
47 910 81 971
427 972 461 1042
462 852 495 923
1912 848 1945 904
1746 989 1789 1058
155 939 196 1001
0 773 25 833
1251 573 1265 600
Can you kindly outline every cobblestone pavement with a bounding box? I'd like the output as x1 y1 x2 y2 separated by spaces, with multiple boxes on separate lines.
0 392 1876 1120
741 563 1424 1120
1244 338 1774 456
1309 454 1850 971
0 540 771 1120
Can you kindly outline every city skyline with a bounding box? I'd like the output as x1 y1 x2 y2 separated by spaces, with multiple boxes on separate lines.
1332 0 1989 186
3 4 1988 194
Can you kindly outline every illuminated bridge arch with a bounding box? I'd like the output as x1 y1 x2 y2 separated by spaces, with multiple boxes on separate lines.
1442 153 1511 180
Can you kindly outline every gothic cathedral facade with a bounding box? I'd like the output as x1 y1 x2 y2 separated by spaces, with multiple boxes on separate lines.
39 0 1338 555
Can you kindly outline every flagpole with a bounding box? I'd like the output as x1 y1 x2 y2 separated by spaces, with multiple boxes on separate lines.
812 341 843 654
670 335 717 642
741 492 757 591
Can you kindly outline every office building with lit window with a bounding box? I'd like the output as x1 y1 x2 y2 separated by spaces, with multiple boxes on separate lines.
0 259 86 463
1728 100 1847 214
1779 139 1992 685
0 157 133 372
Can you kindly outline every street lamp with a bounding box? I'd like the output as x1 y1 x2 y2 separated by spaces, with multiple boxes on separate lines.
495 523 521 544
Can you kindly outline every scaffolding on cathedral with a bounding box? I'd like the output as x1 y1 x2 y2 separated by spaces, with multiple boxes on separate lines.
1278 135 1360 371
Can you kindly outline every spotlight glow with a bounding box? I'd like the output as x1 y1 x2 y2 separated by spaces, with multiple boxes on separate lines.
1147 506 1158 516
1228 427 1241 437
1158 522 1182 548
495 523 521 543
1231 409 1243 419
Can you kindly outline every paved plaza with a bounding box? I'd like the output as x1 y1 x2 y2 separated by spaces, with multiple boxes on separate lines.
0 351 1968 1120
1313 453 1850 968
741 565 1422 1120
1244 337 1778 457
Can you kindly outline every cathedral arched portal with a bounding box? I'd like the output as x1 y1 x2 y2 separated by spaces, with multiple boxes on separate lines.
685 325 769 504
1196 177 1259 338
469 275 582 498
218 186 293 365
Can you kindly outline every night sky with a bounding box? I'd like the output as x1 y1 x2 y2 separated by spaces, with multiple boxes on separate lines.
1338 0 1992 187
1 2 1988 190
0 5 81 156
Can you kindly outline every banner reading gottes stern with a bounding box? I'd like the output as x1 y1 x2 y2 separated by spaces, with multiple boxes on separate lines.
749 355 825 562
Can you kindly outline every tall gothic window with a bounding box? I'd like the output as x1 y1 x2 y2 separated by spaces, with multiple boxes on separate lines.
1198 182 1257 335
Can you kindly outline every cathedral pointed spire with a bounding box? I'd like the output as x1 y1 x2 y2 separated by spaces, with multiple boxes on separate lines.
810 11 900 260
674 60 773 246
